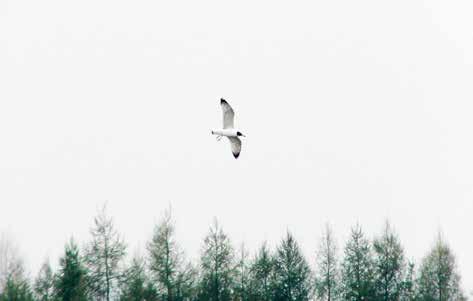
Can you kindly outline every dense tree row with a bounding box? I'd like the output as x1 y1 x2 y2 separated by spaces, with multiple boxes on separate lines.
0 207 467 301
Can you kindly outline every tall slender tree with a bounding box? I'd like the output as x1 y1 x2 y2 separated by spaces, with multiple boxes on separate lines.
400 262 417 301
0 276 35 301
272 231 312 301
173 262 197 301
119 255 158 301
315 223 340 301
373 221 406 301
233 243 251 301
198 219 235 301
341 224 375 301
84 205 127 301
147 208 195 301
417 233 466 301
34 259 54 301
0 244 34 301
0 233 24 293
249 242 274 301
54 239 88 301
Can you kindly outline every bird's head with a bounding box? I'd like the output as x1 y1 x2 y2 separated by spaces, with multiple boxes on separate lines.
237 131 246 137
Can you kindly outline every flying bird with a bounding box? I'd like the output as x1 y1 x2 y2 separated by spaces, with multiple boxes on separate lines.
211 98 246 159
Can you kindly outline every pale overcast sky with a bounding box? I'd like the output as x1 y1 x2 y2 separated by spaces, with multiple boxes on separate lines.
1 0 473 293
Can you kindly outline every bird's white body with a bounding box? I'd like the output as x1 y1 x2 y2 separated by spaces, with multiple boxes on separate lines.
212 98 245 159
211 129 239 137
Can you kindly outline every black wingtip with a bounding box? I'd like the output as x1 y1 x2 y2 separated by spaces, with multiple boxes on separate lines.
233 152 240 159
221 98 227 104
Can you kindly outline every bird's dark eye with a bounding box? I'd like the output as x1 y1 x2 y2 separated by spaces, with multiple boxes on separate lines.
237 132 242 136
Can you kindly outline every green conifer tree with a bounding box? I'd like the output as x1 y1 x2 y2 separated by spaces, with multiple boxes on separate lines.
373 222 405 301
0 276 35 301
417 233 466 301
198 219 235 301
272 232 312 301
249 243 274 301
84 205 127 301
54 239 88 301
233 243 251 301
147 208 196 301
34 259 54 301
400 262 417 301
0 233 24 293
341 225 375 301
315 223 340 301
119 255 158 301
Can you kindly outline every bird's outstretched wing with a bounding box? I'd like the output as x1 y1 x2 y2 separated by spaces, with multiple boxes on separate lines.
220 98 234 129
228 137 241 159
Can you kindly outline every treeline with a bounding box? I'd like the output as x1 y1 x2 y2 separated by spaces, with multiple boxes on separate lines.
0 207 467 301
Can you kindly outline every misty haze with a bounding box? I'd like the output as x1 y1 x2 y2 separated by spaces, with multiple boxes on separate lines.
1 0 473 300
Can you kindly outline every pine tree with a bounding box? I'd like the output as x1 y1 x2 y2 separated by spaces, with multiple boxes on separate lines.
84 205 127 301
341 224 375 301
143 282 160 301
0 233 24 293
173 262 197 301
400 262 417 301
272 231 312 301
147 208 195 301
0 276 35 301
198 219 235 301
34 259 54 301
0 234 33 301
54 239 88 301
315 223 340 301
249 243 274 301
373 222 405 301
119 255 158 301
417 233 466 301
233 243 250 301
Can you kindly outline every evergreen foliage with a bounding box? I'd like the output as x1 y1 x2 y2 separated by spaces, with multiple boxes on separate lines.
272 232 312 301
1 209 468 301
84 206 127 301
0 276 35 301
417 233 466 301
341 225 376 301
233 244 251 301
400 262 417 301
147 208 194 301
0 233 24 293
119 256 158 301
54 239 88 301
248 243 274 301
198 219 235 301
372 222 406 301
34 260 54 301
315 224 340 301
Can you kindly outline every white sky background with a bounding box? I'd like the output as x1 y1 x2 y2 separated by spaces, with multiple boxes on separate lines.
1 0 473 293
